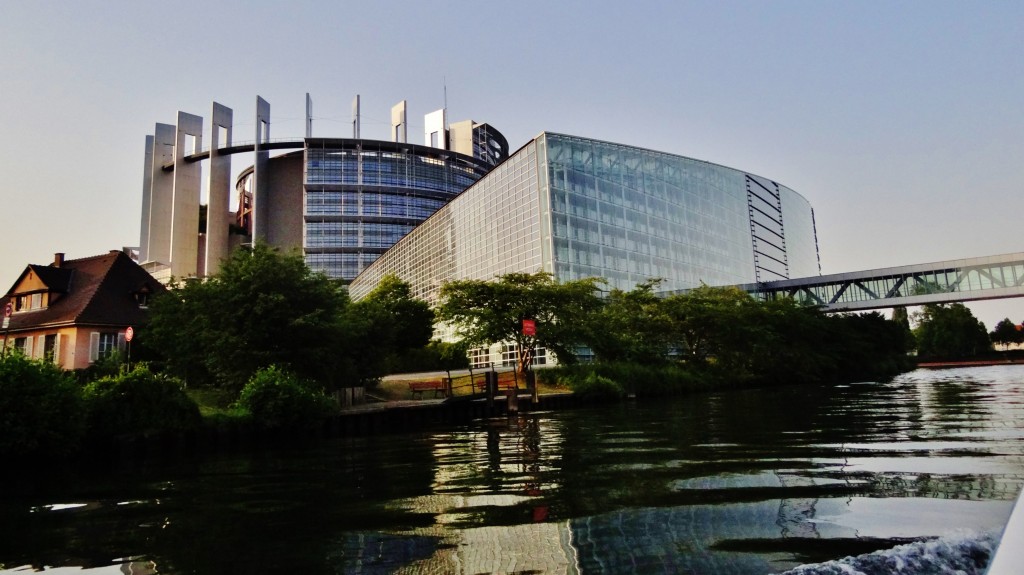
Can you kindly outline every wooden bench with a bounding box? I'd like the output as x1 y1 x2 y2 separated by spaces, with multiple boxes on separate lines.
473 377 520 394
408 380 448 399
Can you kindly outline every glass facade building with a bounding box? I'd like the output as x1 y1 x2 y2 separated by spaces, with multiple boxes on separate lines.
301 139 496 280
349 133 819 303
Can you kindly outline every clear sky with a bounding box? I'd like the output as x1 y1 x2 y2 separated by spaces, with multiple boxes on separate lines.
1 1 1022 328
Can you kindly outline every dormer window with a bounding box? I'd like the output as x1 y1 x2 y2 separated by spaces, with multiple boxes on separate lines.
134 284 153 308
14 293 45 311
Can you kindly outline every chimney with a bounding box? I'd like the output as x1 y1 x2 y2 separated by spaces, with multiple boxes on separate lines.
53 253 65 268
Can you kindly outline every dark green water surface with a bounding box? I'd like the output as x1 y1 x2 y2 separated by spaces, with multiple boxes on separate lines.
2 365 1023 574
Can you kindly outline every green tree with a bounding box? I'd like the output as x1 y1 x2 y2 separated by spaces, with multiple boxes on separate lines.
891 306 916 351
437 271 603 373
990 318 1024 350
913 303 991 359
584 279 672 364
349 274 435 377
435 339 470 380
148 243 353 391
661 285 764 367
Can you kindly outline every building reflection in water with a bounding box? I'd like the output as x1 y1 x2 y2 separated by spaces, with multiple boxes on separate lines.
330 368 1024 574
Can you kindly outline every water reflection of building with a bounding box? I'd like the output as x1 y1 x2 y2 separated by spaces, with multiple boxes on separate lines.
355 416 579 574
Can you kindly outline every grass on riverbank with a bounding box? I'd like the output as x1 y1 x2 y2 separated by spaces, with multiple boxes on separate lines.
184 372 573 415
185 386 244 419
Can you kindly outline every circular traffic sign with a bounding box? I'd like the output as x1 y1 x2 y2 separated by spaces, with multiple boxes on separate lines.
125 326 134 342
4 302 11 318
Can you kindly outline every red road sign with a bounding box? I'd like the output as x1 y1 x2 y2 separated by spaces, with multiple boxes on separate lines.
4 303 11 318
125 326 134 342
522 319 536 337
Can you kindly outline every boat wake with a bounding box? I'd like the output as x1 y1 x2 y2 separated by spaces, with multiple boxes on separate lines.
779 531 998 575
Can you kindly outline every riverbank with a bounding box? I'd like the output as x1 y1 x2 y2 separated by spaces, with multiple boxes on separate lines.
88 390 583 463
917 358 1024 369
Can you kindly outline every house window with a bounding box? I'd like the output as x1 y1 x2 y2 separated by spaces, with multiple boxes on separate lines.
89 332 121 362
44 334 57 363
98 333 117 359
14 293 44 311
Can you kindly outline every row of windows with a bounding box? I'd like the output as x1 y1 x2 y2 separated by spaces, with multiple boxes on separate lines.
7 331 121 364
306 221 414 248
550 186 746 232
305 191 444 219
302 145 490 280
546 136 735 193
12 292 45 312
349 143 543 303
306 152 480 193
306 252 382 279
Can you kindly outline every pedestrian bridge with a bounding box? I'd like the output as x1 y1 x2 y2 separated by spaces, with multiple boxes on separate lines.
736 252 1024 312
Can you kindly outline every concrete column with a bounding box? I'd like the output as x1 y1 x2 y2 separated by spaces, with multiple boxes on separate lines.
170 111 203 278
253 96 271 243
391 100 407 143
205 102 233 276
352 94 360 139
139 135 154 262
305 93 312 138
425 108 446 149
146 123 176 265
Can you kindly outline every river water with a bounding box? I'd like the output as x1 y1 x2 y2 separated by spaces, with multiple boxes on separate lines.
2 365 1023 574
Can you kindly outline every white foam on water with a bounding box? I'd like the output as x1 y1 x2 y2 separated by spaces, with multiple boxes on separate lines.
780 530 998 575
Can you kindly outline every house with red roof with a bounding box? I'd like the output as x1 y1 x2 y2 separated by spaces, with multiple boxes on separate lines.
1 251 165 370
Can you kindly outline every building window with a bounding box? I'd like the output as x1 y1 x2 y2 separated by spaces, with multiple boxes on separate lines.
14 293 45 311
89 332 121 362
134 286 152 308
44 334 57 362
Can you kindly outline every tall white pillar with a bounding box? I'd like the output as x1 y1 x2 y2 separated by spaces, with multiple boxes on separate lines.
205 102 233 276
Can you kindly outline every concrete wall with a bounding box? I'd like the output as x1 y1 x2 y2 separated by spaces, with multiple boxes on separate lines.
139 135 154 262
264 154 304 251
424 108 446 148
205 102 233 276
146 123 176 265
252 96 271 243
391 100 407 143
170 111 203 278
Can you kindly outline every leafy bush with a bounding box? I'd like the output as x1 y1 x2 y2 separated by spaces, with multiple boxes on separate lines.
543 362 712 397
73 349 125 385
567 372 625 401
82 365 200 440
236 366 333 432
0 352 84 459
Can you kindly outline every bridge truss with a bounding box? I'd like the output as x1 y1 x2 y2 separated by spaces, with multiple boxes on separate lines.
737 252 1024 312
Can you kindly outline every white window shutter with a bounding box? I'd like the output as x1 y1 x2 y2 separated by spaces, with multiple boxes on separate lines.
24 336 33 358
89 332 100 362
53 334 63 367
35 337 45 360
117 333 126 352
